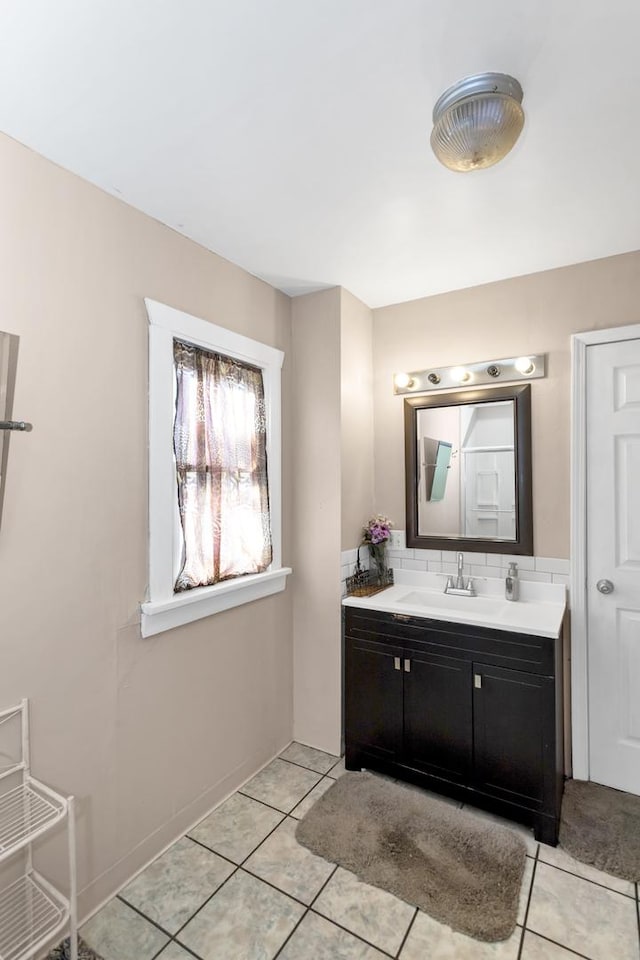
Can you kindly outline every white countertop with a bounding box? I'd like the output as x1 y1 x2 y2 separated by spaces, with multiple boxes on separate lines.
343 569 566 639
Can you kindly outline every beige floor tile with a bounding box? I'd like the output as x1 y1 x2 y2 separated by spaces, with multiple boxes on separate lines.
314 866 416 955
156 944 195 960
244 816 335 903
280 742 339 774
188 791 283 863
526 862 639 960
278 912 387 959
289 777 334 819
327 758 346 779
120 836 234 932
399 911 522 959
538 841 635 898
520 930 585 958
518 857 535 926
81 897 169 960
241 758 321 813
178 869 305 960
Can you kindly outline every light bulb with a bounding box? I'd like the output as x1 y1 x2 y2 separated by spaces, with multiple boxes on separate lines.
515 356 535 375
451 367 471 384
394 372 413 390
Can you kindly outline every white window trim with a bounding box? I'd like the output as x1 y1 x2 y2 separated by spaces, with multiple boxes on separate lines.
141 298 291 638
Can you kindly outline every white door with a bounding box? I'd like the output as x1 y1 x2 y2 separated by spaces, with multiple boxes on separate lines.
587 337 640 794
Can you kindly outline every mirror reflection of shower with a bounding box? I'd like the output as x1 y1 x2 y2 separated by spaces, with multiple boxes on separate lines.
417 400 516 540
422 438 454 502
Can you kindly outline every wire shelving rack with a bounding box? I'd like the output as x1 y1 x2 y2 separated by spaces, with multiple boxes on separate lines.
0 701 77 960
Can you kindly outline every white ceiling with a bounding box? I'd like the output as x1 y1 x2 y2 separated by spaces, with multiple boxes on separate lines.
1 0 639 308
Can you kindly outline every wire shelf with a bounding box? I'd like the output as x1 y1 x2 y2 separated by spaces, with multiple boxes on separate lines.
0 702 77 959
0 873 68 960
0 782 66 863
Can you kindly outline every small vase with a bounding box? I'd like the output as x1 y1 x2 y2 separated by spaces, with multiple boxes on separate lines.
368 542 389 586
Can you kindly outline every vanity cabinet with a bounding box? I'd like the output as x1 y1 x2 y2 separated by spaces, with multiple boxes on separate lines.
344 607 563 845
347 638 404 762
403 650 473 783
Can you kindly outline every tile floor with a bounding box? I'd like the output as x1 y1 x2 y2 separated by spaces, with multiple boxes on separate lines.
81 744 640 960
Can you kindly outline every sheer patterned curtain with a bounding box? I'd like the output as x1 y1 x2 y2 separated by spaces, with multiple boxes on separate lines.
173 339 272 592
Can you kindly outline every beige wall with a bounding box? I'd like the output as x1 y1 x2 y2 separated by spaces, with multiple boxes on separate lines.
373 251 640 559
0 133 293 918
291 289 342 754
291 288 375 754
340 289 374 549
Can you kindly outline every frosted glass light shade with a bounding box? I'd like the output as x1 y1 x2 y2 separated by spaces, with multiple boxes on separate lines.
431 73 524 173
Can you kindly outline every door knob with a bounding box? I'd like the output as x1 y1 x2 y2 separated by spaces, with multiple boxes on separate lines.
596 579 614 595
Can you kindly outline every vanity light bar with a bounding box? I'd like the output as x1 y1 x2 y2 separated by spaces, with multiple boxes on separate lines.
393 354 546 395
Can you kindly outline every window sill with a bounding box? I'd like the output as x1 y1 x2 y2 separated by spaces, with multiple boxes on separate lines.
140 567 292 637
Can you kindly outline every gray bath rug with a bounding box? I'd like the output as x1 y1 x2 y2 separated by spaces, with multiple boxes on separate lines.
295 771 526 942
560 778 640 882
46 936 104 960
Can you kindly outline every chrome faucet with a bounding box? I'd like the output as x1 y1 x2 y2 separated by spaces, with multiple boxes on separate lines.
444 552 476 597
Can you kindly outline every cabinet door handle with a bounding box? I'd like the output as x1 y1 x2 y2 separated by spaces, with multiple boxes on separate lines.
394 657 401 671
474 674 482 689
404 659 411 672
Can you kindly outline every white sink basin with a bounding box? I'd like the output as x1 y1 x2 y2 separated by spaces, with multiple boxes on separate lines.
343 576 566 638
397 590 503 617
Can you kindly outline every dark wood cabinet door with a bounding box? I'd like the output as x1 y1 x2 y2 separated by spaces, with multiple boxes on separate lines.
403 651 473 782
345 639 404 762
473 662 554 809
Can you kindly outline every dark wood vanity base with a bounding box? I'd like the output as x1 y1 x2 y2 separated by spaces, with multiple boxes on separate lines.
344 606 564 845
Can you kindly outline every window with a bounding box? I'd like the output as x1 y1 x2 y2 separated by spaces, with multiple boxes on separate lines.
173 340 272 590
141 299 291 637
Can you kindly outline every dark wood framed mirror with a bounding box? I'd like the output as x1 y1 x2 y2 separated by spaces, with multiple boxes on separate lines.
404 384 533 554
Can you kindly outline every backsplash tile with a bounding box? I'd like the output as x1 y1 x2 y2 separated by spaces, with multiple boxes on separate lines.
535 557 571 575
514 569 554 583
341 548 358 566
470 564 493 577
486 552 536 570
400 558 428 571
341 537 571 600
413 549 442 562
387 547 415 560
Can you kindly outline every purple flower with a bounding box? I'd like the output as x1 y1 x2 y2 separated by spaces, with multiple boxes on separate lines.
362 514 393 545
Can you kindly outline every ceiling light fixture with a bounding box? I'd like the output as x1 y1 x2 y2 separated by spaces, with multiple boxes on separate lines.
430 72 524 173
